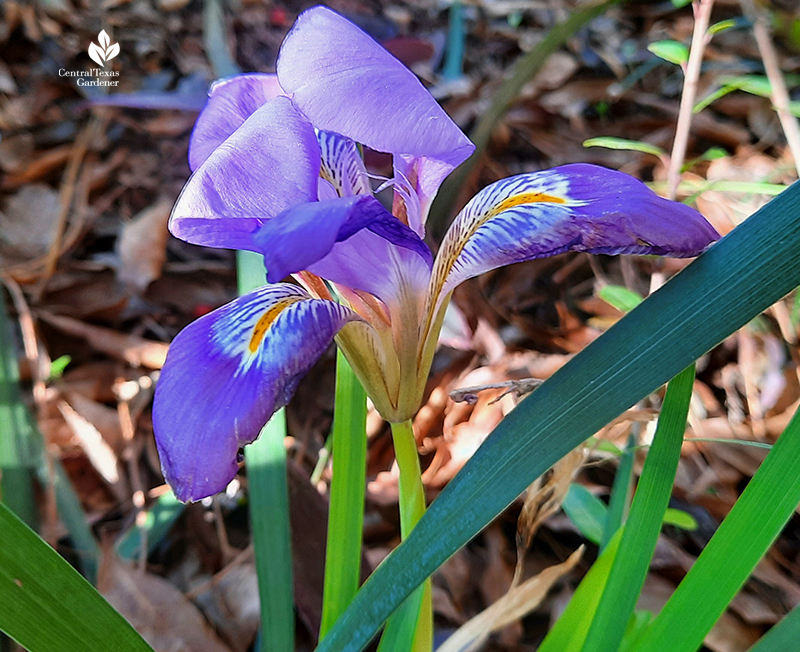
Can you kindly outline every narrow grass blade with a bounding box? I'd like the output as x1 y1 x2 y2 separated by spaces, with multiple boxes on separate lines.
629 403 800 652
0 290 37 528
320 349 368 638
428 0 627 235
0 290 100 580
537 531 622 652
116 490 185 562
0 502 153 652
314 181 800 652
602 432 635 549
238 250 295 652
746 603 800 651
582 364 695 652
246 412 294 652
40 457 101 583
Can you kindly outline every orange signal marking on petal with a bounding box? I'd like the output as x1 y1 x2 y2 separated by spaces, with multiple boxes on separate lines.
420 190 569 363
486 191 566 218
248 297 304 353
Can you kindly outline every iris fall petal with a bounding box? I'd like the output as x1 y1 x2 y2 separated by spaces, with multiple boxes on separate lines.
153 284 360 502
429 163 720 309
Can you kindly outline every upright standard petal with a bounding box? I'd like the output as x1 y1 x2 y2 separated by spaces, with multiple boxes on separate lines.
153 284 360 502
277 6 474 172
189 74 285 171
170 96 320 251
428 163 720 312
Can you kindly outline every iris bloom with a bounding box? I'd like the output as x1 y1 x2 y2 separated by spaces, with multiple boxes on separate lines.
153 5 719 502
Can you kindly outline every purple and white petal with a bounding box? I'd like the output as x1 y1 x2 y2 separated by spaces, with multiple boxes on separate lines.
189 74 285 171
429 163 720 308
308 228 432 314
318 130 372 198
252 195 433 306
171 97 320 251
153 284 360 502
394 155 455 236
277 6 474 176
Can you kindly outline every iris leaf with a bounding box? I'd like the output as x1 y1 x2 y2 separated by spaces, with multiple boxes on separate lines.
320 349 368 638
0 502 152 652
238 250 295 652
746 603 800 652
583 137 666 158
629 402 800 652
0 289 37 529
314 181 800 652
581 364 695 652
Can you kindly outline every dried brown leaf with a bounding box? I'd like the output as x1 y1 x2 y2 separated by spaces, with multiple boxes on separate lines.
117 197 174 294
437 546 584 652
99 553 233 652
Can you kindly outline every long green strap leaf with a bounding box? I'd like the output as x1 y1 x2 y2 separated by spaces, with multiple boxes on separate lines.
315 182 800 652
0 502 153 652
238 250 294 652
320 349 368 638
0 290 37 528
246 412 294 652
601 432 635 549
630 404 800 652
2 289 100 582
746 603 800 652
537 530 623 652
582 364 695 652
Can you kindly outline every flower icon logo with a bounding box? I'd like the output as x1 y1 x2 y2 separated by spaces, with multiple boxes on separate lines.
88 30 120 67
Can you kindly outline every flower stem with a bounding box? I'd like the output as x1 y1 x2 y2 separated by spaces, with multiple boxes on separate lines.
320 350 368 638
387 420 432 652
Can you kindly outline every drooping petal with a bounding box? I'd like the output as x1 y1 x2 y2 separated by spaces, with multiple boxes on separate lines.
428 163 720 313
252 195 433 306
153 284 359 502
276 6 474 183
170 96 320 251
189 74 285 171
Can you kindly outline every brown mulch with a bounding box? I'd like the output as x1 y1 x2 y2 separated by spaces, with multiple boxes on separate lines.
1 0 799 650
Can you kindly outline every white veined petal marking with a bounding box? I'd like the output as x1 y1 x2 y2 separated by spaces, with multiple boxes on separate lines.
430 171 576 302
420 170 584 351
210 285 309 376
317 131 371 198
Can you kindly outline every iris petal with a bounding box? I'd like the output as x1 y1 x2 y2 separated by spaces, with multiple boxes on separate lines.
153 284 360 502
189 74 285 171
318 131 371 198
170 96 320 251
428 164 720 315
277 6 474 178
252 195 433 307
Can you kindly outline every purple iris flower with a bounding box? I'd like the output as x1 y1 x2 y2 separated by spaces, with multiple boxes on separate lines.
153 5 720 502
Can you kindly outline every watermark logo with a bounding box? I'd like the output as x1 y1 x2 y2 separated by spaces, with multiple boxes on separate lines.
88 30 120 68
58 28 120 86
